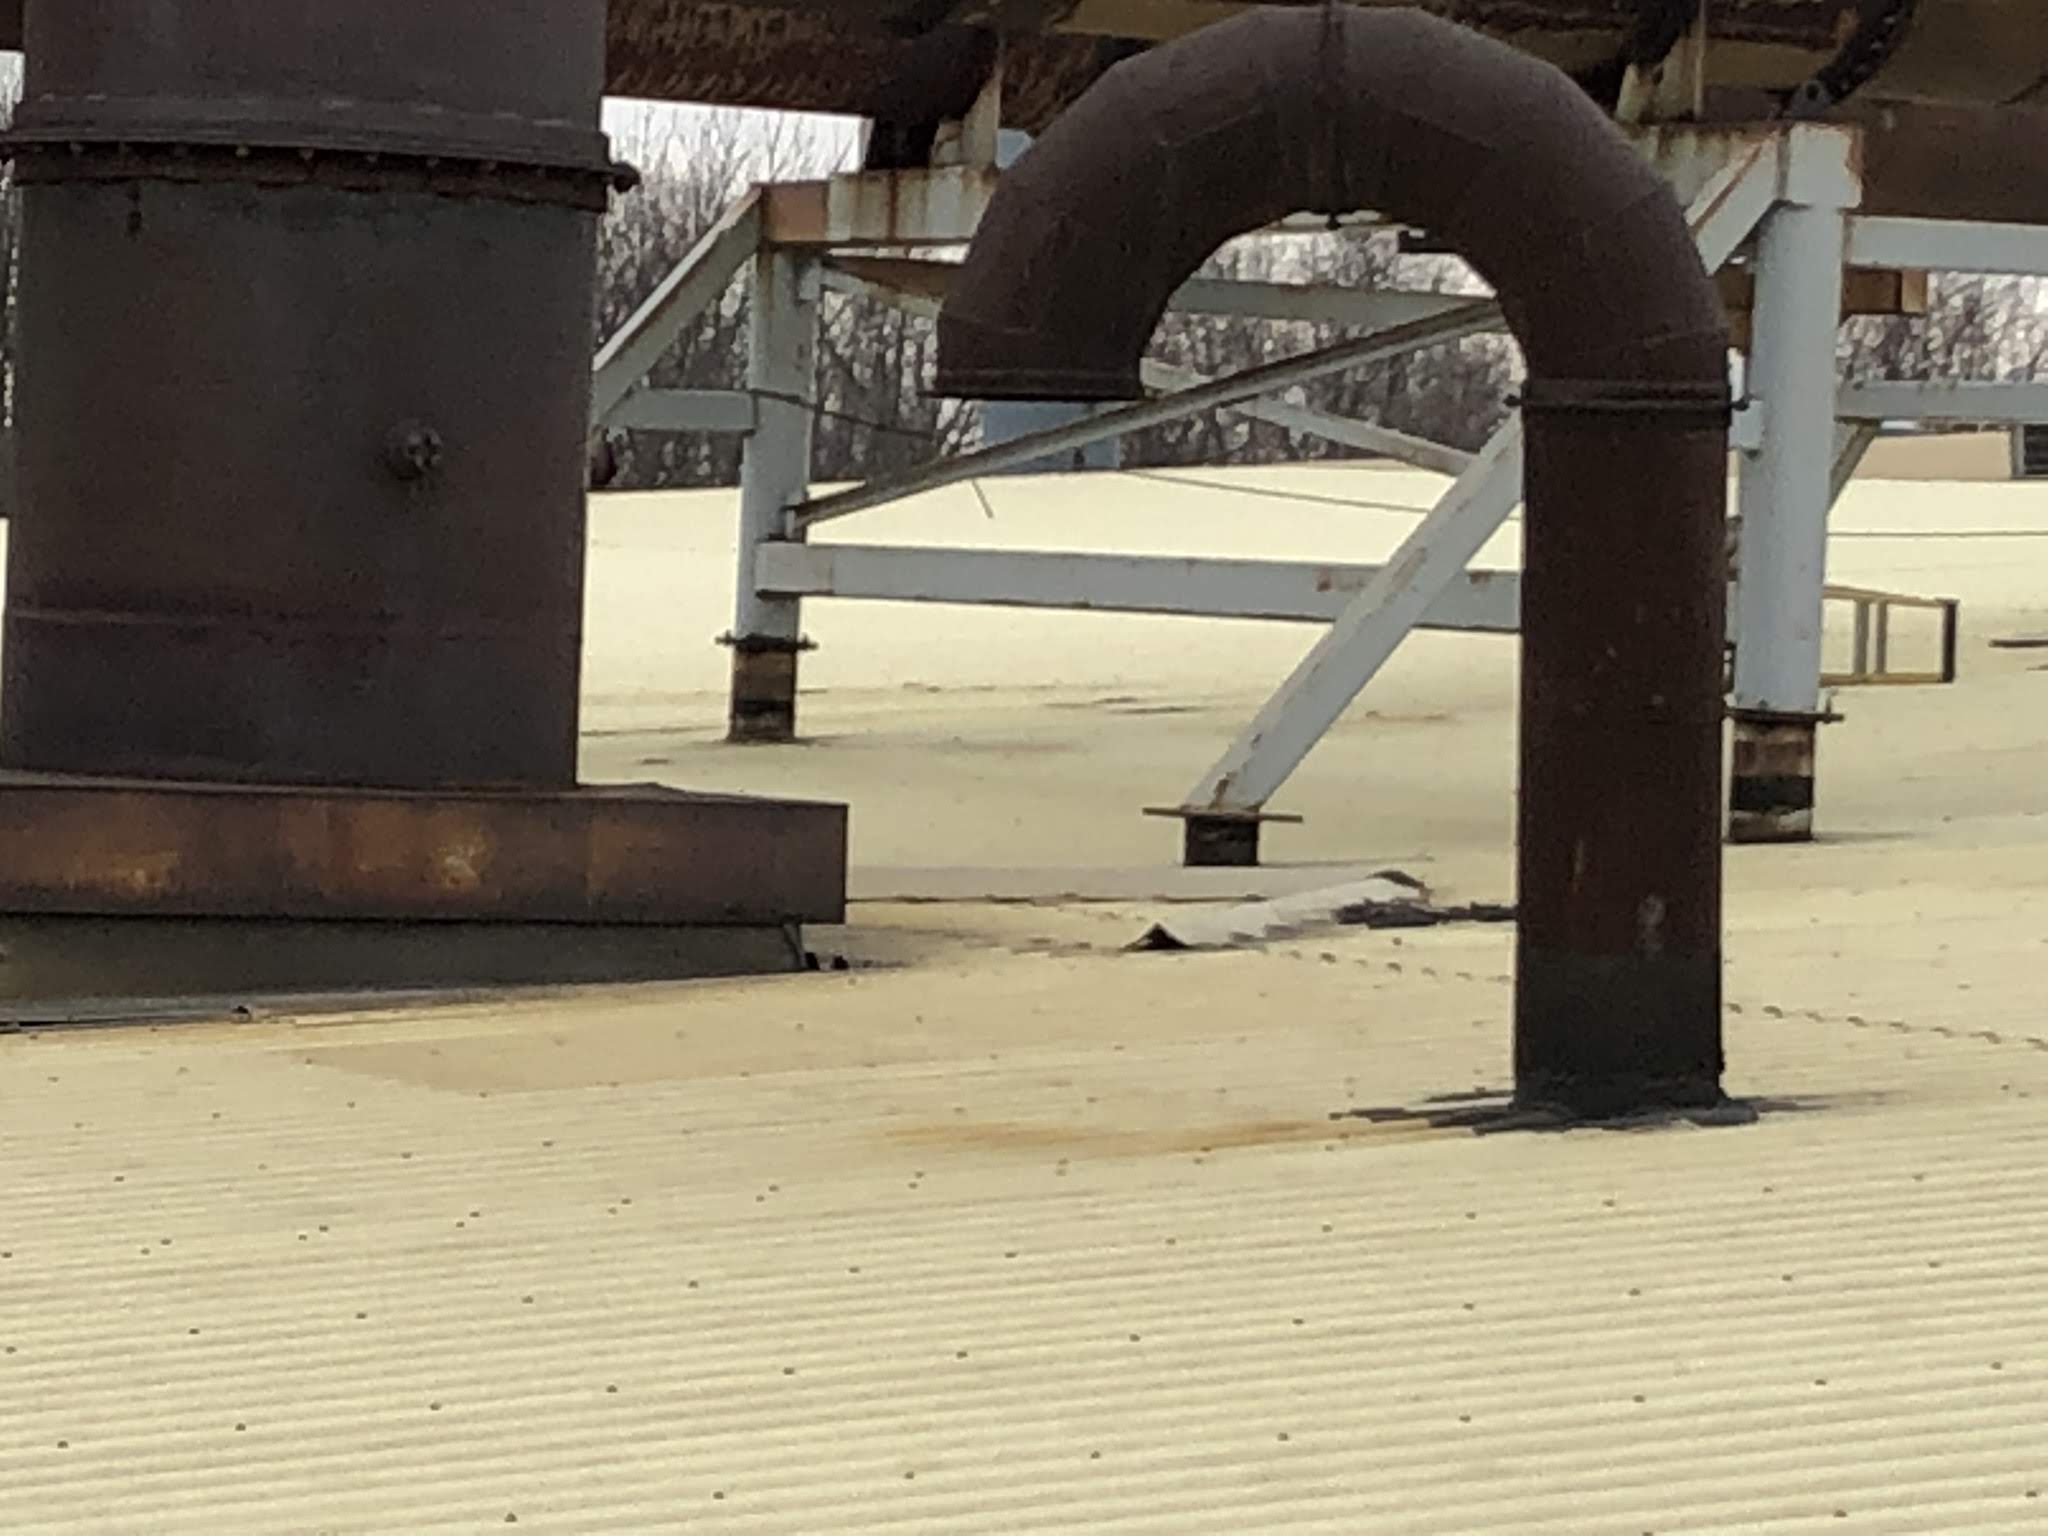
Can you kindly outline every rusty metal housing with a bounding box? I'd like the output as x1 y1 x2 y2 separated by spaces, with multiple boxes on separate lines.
0 0 848 999
935 6 1732 1118
4 1 621 789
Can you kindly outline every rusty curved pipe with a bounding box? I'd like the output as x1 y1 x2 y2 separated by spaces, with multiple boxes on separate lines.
935 6 1732 1119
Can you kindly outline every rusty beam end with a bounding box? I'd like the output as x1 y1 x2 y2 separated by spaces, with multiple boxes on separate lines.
1184 816 1262 868
727 643 803 744
1728 717 1819 844
1141 805 1306 869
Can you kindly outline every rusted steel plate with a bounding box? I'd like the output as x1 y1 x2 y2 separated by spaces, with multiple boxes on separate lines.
0 776 848 926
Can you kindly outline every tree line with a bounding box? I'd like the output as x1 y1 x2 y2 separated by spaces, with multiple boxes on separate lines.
593 109 1517 490
593 110 2046 491
0 99 2040 493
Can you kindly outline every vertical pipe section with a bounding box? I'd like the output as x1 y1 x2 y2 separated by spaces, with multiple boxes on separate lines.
728 249 820 744
1730 200 1849 844
1515 382 1730 1115
980 130 1122 476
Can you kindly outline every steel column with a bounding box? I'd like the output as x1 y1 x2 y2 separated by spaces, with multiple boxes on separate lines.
1837 381 2048 424
1730 196 1851 844
728 250 821 743
1845 216 2048 277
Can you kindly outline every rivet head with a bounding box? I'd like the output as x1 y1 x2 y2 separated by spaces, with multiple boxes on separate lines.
384 421 445 483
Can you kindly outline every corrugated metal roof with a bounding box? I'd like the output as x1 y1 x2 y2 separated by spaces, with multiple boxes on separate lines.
5 919 2046 1534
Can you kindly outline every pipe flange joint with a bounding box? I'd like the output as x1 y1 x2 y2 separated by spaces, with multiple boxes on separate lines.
1 100 638 211
1515 378 1734 423
718 632 817 656
1727 705 1844 728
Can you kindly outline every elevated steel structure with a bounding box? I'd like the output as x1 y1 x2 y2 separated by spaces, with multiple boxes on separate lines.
3 1 2043 1105
645 3 2039 225
580 4 2048 1116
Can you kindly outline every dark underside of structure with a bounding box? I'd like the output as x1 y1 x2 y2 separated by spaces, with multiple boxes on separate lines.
4 4 2043 213
596 0 2048 216
597 0 2048 122
8 3 2047 121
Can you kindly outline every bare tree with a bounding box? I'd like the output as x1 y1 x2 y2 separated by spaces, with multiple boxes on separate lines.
1125 230 1516 467
813 289 982 476
594 115 1519 490
10 90 2033 500
1841 275 2048 388
594 108 845 489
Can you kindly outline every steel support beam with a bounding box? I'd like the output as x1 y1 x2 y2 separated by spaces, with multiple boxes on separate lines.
1730 185 1854 845
1831 422 1881 503
819 257 947 319
820 253 1494 334
1837 381 2048 425
727 250 820 744
757 547 1909 668
1845 216 2048 278
590 189 762 428
1673 137 1785 270
755 543 1520 631
792 301 1502 530
1633 125 1861 272
1140 359 1473 477
606 388 757 435
1170 281 1488 331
